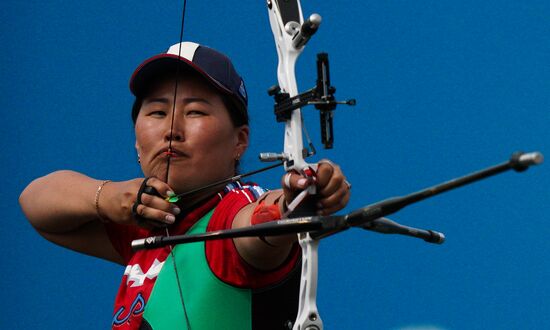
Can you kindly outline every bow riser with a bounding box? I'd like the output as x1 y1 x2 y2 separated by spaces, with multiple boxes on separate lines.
267 0 309 173
267 1 323 329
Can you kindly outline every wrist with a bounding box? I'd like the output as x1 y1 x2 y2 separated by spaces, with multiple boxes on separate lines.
94 180 112 223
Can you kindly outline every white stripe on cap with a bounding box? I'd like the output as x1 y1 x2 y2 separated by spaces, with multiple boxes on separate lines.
166 42 200 61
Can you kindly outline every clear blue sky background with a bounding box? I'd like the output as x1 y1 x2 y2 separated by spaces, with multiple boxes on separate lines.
2 1 548 329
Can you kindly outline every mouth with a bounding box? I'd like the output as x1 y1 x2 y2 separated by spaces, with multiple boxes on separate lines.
157 147 188 159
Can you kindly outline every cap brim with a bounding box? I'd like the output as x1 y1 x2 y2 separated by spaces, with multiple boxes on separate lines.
129 54 233 98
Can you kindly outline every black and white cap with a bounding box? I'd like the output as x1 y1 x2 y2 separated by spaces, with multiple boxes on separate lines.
130 41 248 120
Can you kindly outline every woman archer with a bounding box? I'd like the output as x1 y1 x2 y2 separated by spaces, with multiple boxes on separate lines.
19 41 350 330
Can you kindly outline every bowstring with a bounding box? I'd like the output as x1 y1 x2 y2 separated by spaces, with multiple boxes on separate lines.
166 0 192 328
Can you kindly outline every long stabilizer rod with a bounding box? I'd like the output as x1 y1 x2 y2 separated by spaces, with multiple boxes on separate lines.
132 151 543 250
341 151 543 228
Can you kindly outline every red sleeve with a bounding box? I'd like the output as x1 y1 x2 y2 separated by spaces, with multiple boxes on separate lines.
104 222 149 263
205 187 300 289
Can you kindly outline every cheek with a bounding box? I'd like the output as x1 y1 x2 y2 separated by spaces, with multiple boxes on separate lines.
189 122 238 166
197 122 236 149
135 121 161 150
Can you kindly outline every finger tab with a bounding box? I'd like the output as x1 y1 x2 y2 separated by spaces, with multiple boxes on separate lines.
143 185 161 197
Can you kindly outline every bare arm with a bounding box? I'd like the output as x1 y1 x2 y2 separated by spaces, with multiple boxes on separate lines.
233 191 295 270
19 170 127 264
20 171 179 264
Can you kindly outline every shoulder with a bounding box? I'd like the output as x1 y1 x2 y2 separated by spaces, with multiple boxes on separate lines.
220 181 267 204
207 181 267 230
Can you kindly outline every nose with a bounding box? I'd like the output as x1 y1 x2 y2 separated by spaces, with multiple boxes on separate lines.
165 129 183 142
168 132 183 142
164 117 184 142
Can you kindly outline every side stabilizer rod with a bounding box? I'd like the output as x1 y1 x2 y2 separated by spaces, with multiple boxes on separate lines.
361 217 445 244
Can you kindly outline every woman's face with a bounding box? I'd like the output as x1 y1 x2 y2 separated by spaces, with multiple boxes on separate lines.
134 75 249 196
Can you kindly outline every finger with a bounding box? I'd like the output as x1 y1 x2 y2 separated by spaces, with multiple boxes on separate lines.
316 164 346 198
316 186 351 215
143 177 176 198
281 171 312 192
315 161 335 188
317 183 347 209
137 177 180 216
139 192 181 215
133 202 176 225
317 174 345 198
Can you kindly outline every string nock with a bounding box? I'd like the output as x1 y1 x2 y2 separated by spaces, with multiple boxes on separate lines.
166 196 180 203
510 151 544 172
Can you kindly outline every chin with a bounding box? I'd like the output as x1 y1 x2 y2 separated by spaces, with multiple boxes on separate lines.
144 165 167 181
169 170 233 195
167 172 198 192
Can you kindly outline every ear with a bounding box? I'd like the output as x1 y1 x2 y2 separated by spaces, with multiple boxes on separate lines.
135 140 140 155
234 125 249 158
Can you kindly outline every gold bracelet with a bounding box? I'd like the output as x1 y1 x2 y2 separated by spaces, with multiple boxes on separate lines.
94 180 112 223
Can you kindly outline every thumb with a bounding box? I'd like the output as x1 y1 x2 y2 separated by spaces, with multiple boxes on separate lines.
281 172 313 204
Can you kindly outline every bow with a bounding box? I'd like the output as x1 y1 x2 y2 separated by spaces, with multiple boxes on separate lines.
133 1 544 330
263 2 330 329
262 2 355 329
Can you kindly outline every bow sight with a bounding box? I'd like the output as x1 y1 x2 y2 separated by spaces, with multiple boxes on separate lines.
267 53 356 150
259 8 355 169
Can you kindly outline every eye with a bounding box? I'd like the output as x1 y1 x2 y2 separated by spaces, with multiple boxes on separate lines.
141 98 170 118
150 110 167 117
142 108 167 118
186 109 207 117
